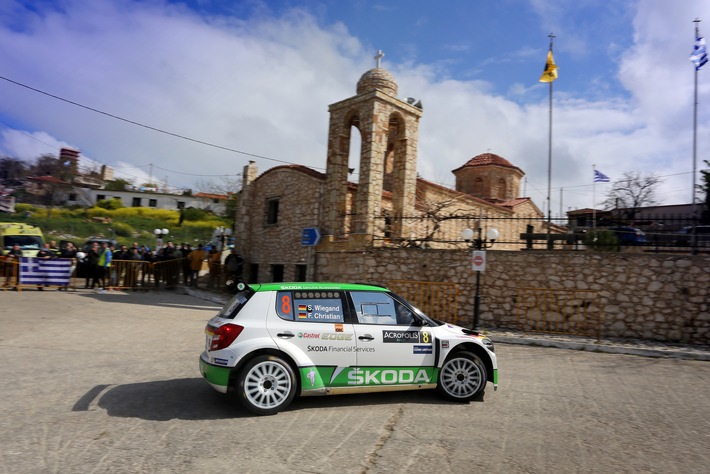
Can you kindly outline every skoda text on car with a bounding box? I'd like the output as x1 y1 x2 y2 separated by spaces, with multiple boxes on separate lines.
199 282 498 415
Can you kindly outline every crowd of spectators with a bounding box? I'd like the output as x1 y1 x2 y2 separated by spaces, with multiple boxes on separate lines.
2 239 244 292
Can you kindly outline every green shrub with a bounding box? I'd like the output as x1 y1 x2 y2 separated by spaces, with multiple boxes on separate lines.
111 221 134 238
96 198 125 210
584 230 619 251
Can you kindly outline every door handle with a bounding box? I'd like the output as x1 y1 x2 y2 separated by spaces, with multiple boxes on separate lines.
358 334 374 341
277 332 295 338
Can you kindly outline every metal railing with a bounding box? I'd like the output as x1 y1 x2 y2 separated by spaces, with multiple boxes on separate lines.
388 280 460 325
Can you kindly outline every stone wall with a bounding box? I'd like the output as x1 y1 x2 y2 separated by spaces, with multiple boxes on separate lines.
315 248 710 344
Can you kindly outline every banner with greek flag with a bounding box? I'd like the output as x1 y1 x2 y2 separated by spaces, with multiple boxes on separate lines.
19 257 72 286
690 36 708 70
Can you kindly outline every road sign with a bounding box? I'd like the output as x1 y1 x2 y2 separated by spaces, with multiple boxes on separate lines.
472 250 486 272
301 227 322 246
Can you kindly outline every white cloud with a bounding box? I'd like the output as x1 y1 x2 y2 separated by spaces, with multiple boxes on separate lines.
0 0 708 217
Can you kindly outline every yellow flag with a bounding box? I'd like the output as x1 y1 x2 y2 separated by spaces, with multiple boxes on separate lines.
539 50 558 82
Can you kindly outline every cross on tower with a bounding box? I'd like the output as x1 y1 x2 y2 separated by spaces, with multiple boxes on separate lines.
374 50 384 68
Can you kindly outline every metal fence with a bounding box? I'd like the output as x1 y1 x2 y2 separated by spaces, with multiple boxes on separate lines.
388 280 461 325
365 214 710 253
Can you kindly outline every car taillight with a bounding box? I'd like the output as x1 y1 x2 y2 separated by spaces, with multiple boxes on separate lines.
206 323 243 351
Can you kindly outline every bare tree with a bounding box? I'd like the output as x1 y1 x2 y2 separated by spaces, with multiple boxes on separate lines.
194 175 242 196
698 160 710 223
0 156 27 184
600 171 662 221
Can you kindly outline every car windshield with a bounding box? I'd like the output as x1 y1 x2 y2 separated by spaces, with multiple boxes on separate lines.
389 292 441 327
3 235 43 250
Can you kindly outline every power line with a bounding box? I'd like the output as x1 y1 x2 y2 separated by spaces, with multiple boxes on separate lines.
0 74 324 171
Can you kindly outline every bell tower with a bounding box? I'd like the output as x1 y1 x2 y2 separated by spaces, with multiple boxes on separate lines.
323 51 423 245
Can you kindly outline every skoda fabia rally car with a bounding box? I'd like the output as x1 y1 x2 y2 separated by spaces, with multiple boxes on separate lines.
199 282 498 415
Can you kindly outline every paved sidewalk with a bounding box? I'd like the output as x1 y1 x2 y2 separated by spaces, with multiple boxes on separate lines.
181 286 710 362
485 329 710 361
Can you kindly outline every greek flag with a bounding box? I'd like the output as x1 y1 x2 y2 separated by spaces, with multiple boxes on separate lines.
690 36 708 70
19 257 72 286
594 169 610 183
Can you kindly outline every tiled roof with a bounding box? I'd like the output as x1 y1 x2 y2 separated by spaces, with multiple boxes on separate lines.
452 153 523 174
194 192 228 200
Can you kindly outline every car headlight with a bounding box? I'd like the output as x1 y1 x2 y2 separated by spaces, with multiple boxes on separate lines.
481 337 495 353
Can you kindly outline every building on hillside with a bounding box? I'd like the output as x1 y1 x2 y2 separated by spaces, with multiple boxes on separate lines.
65 188 228 214
234 57 549 283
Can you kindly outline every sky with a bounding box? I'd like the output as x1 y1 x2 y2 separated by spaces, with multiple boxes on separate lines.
1 0 709 217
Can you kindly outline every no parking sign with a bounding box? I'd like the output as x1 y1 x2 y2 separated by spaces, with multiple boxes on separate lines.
471 250 486 272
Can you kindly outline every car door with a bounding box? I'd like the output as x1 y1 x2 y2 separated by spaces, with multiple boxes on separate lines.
267 289 356 391
349 291 437 387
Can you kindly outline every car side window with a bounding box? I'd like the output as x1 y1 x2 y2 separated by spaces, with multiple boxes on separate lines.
350 291 412 325
276 291 345 323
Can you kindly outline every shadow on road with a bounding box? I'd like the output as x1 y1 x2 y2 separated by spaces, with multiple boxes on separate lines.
73 378 480 420
74 378 248 420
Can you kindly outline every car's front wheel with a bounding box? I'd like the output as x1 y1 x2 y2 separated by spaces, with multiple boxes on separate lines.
236 355 296 415
437 351 487 402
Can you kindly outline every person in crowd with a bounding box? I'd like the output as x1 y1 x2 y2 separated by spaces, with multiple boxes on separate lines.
207 247 222 288
36 243 57 290
224 249 244 283
123 247 143 289
36 243 57 259
187 243 206 288
96 242 112 291
3 243 23 288
181 243 192 285
59 242 78 291
113 245 128 261
87 242 102 290
141 248 156 287
111 244 128 289
162 241 175 260
167 244 183 287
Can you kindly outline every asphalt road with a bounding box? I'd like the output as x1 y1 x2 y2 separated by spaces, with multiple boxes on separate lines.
1 290 708 473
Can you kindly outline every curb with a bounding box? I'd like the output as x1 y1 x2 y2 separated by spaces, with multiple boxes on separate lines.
491 335 710 361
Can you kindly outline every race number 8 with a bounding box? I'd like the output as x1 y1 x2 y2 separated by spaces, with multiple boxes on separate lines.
281 295 292 314
422 331 430 343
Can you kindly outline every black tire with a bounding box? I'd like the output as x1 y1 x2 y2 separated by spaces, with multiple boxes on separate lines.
436 351 487 402
236 355 296 415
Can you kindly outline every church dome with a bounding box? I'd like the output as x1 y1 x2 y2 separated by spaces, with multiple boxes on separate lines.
356 68 398 97
452 153 523 175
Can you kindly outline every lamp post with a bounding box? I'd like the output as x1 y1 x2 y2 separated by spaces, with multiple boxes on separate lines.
154 228 169 251
462 226 499 330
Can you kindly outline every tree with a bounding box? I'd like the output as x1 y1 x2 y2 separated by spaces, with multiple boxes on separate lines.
0 156 27 184
30 154 75 181
104 178 132 191
194 175 241 219
600 171 663 221
698 160 710 223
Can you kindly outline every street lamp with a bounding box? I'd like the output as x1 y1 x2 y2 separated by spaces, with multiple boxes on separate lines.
154 228 169 251
462 227 499 330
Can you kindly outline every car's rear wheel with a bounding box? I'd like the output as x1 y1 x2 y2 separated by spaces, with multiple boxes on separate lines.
437 351 487 402
236 355 296 415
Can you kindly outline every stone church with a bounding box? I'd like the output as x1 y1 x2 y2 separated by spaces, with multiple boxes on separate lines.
234 58 544 283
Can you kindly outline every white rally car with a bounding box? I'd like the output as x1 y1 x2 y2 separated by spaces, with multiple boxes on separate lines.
199 282 498 415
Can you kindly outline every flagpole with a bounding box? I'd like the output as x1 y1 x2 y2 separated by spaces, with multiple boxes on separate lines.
692 18 701 253
592 164 597 231
546 33 555 249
